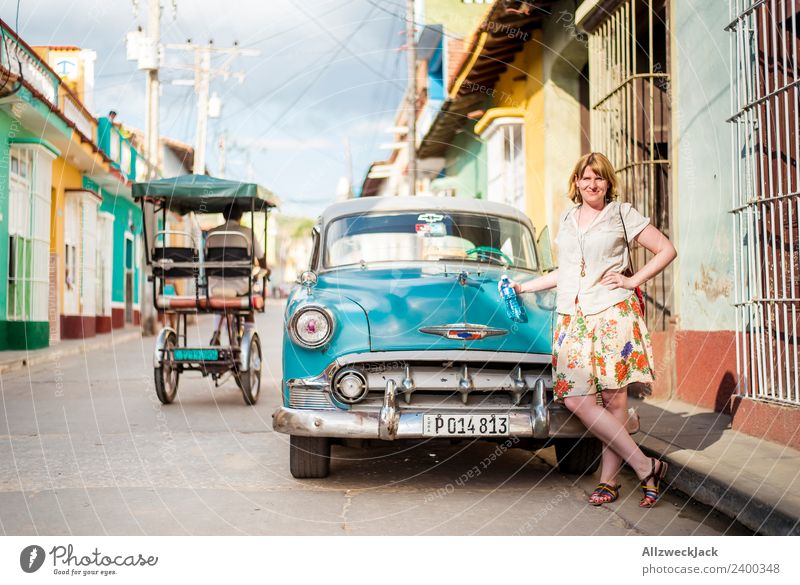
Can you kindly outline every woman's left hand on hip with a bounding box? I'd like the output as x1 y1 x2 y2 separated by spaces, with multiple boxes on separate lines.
600 271 634 290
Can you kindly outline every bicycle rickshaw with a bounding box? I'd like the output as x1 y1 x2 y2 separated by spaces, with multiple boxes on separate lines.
132 175 277 405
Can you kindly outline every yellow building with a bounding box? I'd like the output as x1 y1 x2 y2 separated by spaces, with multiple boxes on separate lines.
36 45 130 339
427 3 553 237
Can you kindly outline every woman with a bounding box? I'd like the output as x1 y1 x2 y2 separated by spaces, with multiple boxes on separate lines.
509 152 677 507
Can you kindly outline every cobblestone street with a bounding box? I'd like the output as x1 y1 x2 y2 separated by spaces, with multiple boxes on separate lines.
0 303 748 536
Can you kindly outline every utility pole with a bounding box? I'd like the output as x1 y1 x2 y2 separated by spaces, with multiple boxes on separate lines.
193 45 211 174
167 42 258 175
142 0 160 179
140 0 161 336
217 131 227 178
406 0 417 196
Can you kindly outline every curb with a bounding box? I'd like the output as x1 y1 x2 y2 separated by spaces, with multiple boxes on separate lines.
638 439 800 536
0 329 142 376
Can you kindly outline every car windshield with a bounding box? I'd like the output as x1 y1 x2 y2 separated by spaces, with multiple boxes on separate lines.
324 211 538 270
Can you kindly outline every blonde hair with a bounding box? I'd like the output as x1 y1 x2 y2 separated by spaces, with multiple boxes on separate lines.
567 152 619 204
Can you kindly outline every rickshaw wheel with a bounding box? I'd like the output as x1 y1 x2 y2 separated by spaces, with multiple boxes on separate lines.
236 333 261 405
154 330 179 404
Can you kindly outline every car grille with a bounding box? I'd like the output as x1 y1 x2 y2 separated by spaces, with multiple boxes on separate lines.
345 361 552 411
288 386 336 410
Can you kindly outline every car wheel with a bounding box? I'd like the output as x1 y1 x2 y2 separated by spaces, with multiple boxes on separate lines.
154 330 179 404
236 333 261 405
554 438 602 475
289 436 331 478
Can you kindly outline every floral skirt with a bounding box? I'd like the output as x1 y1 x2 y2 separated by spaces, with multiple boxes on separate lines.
552 296 655 402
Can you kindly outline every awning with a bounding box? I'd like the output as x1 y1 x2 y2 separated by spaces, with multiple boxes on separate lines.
132 174 279 214
418 0 558 159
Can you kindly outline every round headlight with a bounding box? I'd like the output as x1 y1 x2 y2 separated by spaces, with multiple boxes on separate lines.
332 369 368 404
289 305 334 348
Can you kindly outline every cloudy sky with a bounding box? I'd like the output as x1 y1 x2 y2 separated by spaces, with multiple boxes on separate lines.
2 0 409 217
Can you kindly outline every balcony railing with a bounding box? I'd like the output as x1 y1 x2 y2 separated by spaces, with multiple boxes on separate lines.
0 21 60 105
417 98 444 146
61 91 95 141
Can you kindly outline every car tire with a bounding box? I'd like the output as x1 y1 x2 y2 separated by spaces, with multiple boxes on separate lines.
236 333 261 405
154 330 179 404
554 438 602 475
289 436 331 478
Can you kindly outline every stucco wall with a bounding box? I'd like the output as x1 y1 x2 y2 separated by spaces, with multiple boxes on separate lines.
490 37 546 231
50 157 84 313
0 107 52 349
444 120 487 199
0 110 13 315
422 0 490 36
540 0 591 253
673 0 735 331
0 108 40 319
90 183 142 306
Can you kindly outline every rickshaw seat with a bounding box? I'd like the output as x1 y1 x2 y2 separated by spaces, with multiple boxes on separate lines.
152 231 200 279
155 294 263 311
207 295 264 310
156 295 203 310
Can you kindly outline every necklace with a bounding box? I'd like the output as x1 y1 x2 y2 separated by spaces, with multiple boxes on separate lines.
577 206 587 277
576 203 603 278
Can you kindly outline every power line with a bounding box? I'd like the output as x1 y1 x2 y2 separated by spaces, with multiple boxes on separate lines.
222 2 380 130
238 0 360 48
291 0 405 93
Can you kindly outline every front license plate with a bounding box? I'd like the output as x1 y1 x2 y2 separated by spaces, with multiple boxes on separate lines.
422 414 510 437
173 348 219 361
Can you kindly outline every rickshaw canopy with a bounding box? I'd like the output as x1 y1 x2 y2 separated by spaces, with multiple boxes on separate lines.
132 174 278 214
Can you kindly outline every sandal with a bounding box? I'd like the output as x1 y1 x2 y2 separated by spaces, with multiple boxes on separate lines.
588 482 621 506
639 458 669 508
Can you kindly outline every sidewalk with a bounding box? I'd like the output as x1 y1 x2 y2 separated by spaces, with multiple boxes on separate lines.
635 397 800 536
0 327 142 376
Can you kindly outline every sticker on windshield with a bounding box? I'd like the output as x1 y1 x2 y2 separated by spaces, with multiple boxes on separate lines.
416 222 446 236
417 213 444 223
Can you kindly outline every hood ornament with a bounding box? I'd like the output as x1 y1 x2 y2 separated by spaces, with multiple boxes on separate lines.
419 323 508 341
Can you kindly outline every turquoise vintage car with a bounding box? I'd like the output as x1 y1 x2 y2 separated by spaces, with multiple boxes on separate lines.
273 197 639 478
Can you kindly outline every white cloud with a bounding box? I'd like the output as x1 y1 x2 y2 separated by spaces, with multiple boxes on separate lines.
4 0 408 216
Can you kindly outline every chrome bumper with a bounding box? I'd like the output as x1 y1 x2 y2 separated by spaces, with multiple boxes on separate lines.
272 378 640 440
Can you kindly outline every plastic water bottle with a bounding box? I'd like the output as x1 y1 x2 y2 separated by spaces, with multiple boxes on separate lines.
499 275 527 323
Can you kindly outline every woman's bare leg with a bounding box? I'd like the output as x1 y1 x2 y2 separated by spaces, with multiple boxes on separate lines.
563 393 653 481
597 388 628 484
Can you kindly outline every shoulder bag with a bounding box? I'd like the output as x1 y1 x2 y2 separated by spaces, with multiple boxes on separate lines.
619 205 646 317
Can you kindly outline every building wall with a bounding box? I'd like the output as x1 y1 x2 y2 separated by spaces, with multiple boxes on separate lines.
96 190 142 307
444 120 487 199
50 157 84 316
0 110 13 320
673 0 735 333
670 0 737 410
489 35 546 231
541 0 591 250
0 109 51 349
422 0 492 36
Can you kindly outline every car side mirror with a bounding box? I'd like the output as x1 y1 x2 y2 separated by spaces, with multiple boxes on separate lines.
537 225 556 273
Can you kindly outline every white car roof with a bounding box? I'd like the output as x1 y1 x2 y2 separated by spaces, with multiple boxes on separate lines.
319 196 534 229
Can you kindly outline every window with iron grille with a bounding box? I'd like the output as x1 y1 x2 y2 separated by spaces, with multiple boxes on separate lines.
7 146 53 322
585 0 672 332
729 0 800 405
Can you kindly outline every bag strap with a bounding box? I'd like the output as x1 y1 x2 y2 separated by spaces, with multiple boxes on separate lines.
619 203 634 273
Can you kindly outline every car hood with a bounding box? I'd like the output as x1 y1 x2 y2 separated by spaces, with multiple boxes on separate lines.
315 264 553 354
